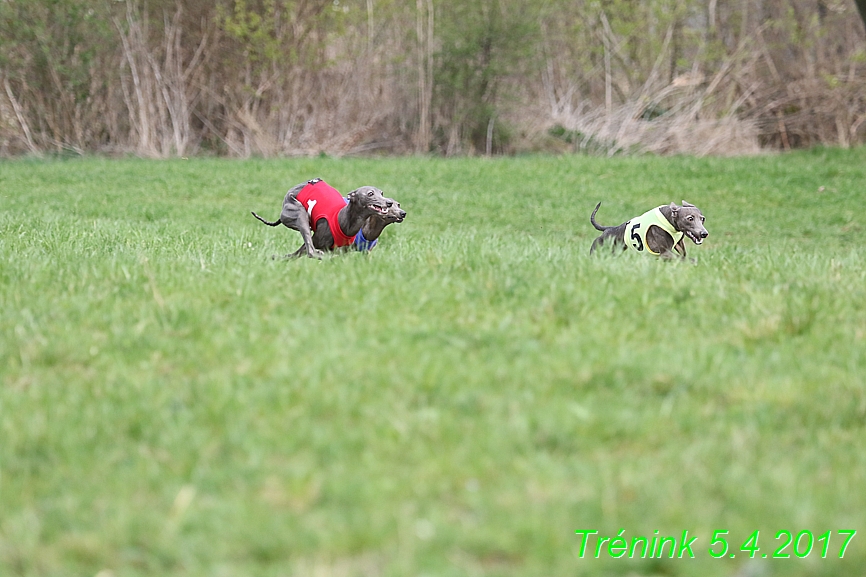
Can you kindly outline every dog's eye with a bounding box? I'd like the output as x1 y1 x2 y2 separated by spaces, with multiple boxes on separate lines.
701 216 705 223
687 216 694 221
367 191 373 197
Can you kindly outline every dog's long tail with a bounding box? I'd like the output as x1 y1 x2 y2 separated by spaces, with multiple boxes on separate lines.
251 211 281 226
590 202 609 231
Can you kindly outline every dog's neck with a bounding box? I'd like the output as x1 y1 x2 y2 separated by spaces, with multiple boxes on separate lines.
360 217 388 242
657 205 681 231
337 201 372 238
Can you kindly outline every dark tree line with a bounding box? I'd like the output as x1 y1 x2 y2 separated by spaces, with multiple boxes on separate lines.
1 0 864 157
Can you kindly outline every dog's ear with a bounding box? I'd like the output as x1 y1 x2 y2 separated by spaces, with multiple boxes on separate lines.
682 200 695 207
669 201 679 215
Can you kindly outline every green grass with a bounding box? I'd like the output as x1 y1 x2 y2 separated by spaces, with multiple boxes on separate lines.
1 149 865 577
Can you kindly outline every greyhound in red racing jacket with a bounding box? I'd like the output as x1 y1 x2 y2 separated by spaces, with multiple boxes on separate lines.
251 178 392 259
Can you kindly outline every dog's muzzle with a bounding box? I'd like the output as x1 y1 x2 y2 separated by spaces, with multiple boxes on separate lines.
685 230 708 245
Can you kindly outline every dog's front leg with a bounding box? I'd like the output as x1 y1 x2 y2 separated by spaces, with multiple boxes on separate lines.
646 226 677 259
674 239 698 263
654 237 678 260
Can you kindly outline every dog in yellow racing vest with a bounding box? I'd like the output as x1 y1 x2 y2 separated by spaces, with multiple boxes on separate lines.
589 201 708 259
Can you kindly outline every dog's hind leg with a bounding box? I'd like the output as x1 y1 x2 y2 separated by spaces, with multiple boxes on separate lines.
276 245 311 259
280 195 323 259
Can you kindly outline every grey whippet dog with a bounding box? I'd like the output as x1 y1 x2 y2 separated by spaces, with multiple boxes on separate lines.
251 178 392 259
353 198 407 251
590 201 709 259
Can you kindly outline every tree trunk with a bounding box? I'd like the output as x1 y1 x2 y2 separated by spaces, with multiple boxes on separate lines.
855 0 866 34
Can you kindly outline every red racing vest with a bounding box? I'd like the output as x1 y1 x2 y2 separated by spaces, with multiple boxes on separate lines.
295 179 355 248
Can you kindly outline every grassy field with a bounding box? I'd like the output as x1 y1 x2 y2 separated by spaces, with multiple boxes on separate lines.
1 149 865 577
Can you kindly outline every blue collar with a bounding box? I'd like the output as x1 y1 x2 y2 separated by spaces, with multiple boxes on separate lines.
353 228 378 251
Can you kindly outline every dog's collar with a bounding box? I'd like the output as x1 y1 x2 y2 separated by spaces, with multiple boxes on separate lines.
353 228 377 251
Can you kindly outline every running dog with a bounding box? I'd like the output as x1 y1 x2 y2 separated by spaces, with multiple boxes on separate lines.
251 178 392 259
590 201 708 259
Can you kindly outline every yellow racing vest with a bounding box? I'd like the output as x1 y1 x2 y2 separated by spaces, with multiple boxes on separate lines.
623 207 683 255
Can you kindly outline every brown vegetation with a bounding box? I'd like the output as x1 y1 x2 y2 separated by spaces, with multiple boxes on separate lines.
1 0 864 157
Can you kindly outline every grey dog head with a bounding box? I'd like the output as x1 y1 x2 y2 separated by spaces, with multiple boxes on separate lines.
347 186 390 216
669 200 709 245
378 198 406 223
